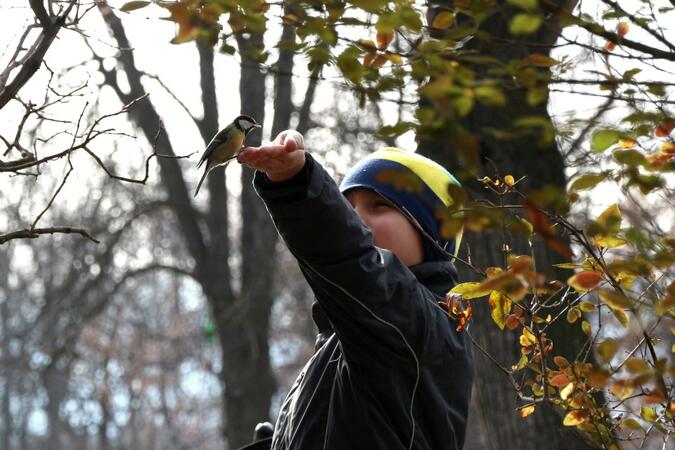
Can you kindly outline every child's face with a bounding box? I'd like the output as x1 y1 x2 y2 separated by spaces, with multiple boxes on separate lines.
345 188 424 267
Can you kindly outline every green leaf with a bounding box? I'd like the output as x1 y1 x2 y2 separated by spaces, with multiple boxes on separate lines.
120 1 151 12
613 149 647 167
591 129 619 152
647 84 666 96
378 122 415 137
514 354 528 371
474 86 506 107
337 46 364 84
569 173 606 191
622 68 641 81
508 0 539 9
526 88 548 106
509 13 543 35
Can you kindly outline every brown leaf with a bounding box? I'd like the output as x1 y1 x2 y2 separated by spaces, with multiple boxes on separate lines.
523 200 572 259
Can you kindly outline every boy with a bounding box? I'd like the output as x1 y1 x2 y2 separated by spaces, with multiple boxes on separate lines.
237 130 473 450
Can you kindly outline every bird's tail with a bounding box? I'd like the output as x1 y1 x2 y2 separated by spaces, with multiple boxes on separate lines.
194 166 209 197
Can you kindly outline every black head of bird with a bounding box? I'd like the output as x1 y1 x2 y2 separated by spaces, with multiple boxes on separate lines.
194 115 262 197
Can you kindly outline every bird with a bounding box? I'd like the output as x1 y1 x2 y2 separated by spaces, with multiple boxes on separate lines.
194 114 261 197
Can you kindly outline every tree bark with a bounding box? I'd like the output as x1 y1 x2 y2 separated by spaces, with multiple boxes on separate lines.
419 1 588 449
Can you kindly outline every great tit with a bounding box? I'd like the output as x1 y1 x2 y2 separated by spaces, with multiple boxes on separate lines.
194 114 261 197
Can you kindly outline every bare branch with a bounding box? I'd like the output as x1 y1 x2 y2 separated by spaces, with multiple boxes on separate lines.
0 0 77 109
29 0 51 27
0 227 100 245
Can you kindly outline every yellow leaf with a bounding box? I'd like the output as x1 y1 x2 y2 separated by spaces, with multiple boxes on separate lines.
622 418 642 430
448 282 492 300
598 289 632 309
625 358 649 374
598 339 618 363
560 382 574 400
566 307 581 324
520 218 533 235
568 271 603 292
595 204 622 234
592 235 626 248
489 291 511 330
610 381 633 400
519 404 535 417
640 406 657 422
612 308 630 327
582 320 592 336
522 327 536 344
432 11 454 29
563 410 588 426
579 301 595 312
504 174 515 187
357 39 377 50
385 52 403 64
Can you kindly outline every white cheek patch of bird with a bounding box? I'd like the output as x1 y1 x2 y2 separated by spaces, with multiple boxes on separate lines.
194 114 261 197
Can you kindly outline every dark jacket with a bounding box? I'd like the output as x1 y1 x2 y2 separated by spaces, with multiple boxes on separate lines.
254 154 474 450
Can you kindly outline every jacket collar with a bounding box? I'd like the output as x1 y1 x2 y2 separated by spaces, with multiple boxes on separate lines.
409 260 459 298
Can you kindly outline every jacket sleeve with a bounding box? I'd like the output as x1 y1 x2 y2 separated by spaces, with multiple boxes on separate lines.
254 154 437 368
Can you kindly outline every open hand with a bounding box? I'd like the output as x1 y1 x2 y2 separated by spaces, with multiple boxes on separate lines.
237 130 306 182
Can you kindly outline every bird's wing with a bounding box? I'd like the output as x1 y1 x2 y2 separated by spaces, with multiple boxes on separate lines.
197 125 232 168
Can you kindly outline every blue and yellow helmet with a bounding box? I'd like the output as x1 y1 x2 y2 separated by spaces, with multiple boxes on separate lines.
340 147 463 261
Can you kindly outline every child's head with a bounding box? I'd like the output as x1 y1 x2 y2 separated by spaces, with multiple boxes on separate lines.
340 147 462 265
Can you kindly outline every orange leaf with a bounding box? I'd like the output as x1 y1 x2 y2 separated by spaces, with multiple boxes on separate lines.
432 11 454 29
550 373 570 387
618 138 636 149
505 314 520 330
568 271 603 292
376 31 394 50
519 404 535 417
523 200 573 259
372 54 388 69
617 21 629 37
655 121 674 137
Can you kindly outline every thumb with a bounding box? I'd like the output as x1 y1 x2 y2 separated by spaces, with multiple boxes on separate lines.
284 131 304 152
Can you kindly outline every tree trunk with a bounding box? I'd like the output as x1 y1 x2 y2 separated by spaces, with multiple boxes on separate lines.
419 1 588 449
42 359 70 450
0 249 12 450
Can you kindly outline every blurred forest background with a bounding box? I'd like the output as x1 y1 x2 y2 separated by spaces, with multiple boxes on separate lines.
1 0 673 450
